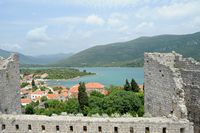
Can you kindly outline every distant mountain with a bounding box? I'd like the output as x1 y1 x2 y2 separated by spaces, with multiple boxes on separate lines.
0 49 73 65
55 32 200 67
32 53 73 65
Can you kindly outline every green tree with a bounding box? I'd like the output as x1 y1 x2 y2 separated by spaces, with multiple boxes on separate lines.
102 90 142 116
20 82 29 88
124 79 131 91
31 79 36 87
78 82 89 113
41 96 47 102
64 98 79 114
131 78 140 92
25 104 34 114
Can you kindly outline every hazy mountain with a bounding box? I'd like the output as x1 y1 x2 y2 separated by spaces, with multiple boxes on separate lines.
0 49 73 65
55 31 200 67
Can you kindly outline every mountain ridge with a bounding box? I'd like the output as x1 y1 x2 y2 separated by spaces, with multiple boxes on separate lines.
55 31 200 67
0 49 73 65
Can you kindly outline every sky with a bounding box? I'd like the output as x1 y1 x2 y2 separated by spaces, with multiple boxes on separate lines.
0 0 200 56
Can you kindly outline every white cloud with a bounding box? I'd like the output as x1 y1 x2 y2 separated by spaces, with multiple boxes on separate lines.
26 25 51 44
0 43 22 52
49 16 83 24
85 15 105 26
135 22 154 31
32 0 139 8
156 1 200 18
134 0 200 21
107 13 128 27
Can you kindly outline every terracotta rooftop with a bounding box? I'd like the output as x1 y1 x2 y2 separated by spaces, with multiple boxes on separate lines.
47 94 59 99
31 90 45 95
21 98 32 104
69 82 105 93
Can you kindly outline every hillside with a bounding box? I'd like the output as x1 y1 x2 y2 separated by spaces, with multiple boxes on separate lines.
56 32 200 67
0 49 72 65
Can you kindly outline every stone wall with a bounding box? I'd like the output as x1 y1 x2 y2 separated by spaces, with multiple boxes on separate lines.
144 52 187 119
0 115 194 133
175 57 200 133
0 54 21 114
144 52 200 133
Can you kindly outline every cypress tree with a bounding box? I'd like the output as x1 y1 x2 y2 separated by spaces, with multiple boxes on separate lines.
131 78 140 92
31 79 36 88
124 79 131 91
78 82 89 112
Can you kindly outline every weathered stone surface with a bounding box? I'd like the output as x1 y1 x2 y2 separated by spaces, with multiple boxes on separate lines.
144 52 200 133
0 115 194 133
0 54 21 114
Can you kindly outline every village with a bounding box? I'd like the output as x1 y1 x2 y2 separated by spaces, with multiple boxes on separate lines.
20 73 109 106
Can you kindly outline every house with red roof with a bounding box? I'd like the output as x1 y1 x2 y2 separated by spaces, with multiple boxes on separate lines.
21 98 32 106
30 90 46 101
68 82 108 98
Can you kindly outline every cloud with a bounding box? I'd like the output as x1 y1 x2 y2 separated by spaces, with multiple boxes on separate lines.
85 15 105 26
156 1 200 18
135 22 154 31
107 13 128 27
26 25 51 44
27 0 139 8
49 16 83 24
0 43 22 52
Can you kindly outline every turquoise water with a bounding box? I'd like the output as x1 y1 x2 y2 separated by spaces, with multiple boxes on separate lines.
45 67 144 87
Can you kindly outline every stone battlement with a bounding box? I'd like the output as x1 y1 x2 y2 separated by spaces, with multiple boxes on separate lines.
0 114 193 133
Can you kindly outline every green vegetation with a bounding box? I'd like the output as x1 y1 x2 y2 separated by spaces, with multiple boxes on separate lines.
24 86 144 117
131 78 140 92
20 82 29 88
20 68 95 79
55 32 200 67
124 79 140 92
78 82 89 114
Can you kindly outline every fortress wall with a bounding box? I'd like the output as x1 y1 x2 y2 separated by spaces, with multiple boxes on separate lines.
144 52 200 133
144 53 181 117
180 70 200 86
175 56 200 133
181 70 200 133
174 55 200 71
183 85 200 133
0 115 194 133
0 54 21 114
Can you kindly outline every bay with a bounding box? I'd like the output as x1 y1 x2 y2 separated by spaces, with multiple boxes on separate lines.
45 67 144 88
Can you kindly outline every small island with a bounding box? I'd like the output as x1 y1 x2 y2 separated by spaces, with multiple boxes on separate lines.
20 68 95 80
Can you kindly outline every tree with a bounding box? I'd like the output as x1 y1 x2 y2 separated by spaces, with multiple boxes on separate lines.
41 96 47 102
25 104 34 114
32 79 36 88
102 90 142 116
78 82 89 113
124 79 131 91
64 98 79 114
131 78 140 92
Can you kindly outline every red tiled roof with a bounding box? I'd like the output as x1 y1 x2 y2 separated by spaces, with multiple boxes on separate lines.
69 84 79 93
69 82 104 93
85 82 104 89
21 98 32 104
61 92 68 97
46 94 59 99
31 90 44 95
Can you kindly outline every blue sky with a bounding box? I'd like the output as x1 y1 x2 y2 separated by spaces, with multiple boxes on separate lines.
0 0 200 55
